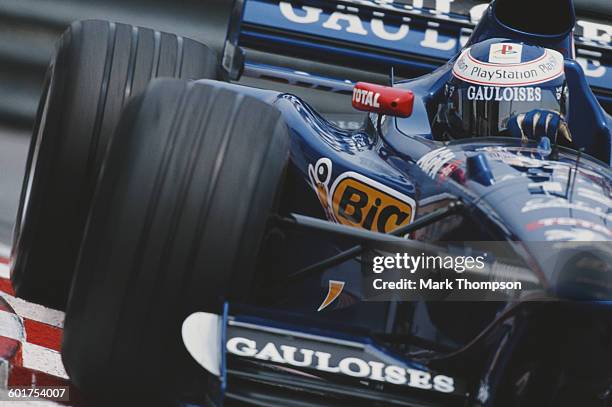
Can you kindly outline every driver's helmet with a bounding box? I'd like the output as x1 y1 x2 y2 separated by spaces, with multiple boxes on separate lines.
432 38 567 140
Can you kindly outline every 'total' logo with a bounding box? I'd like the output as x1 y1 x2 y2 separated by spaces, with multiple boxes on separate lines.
351 82 414 118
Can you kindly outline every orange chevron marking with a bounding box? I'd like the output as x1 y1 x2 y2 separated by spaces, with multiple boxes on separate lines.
317 280 345 312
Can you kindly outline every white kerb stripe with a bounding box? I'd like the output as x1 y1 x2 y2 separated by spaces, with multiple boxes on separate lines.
0 244 9 259
22 342 68 379
0 244 10 278
0 292 64 328
0 309 24 342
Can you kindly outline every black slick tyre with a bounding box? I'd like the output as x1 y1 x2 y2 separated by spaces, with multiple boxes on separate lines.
11 20 219 309
61 79 289 398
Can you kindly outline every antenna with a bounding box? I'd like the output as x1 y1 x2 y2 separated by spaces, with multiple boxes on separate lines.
377 66 395 136
569 148 583 202
564 164 572 200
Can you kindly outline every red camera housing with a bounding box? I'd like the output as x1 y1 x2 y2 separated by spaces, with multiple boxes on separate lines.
352 82 415 118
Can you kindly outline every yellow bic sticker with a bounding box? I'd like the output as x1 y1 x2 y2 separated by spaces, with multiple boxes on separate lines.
330 173 415 234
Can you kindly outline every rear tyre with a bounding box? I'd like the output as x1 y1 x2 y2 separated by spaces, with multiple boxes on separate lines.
11 20 220 309
62 79 289 398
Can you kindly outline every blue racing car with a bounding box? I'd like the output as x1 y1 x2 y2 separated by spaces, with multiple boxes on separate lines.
8 0 612 405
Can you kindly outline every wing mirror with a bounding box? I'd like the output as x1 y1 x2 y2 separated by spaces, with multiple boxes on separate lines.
352 82 414 118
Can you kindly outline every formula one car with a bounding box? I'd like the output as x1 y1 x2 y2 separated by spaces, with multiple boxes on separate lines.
8 0 612 405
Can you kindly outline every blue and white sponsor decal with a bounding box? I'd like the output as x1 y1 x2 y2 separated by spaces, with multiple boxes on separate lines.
226 320 460 394
488 43 522 64
244 1 473 60
453 45 564 86
241 0 611 93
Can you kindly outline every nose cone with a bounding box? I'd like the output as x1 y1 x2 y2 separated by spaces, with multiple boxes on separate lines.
477 148 612 243
435 141 612 300
476 146 612 300
547 244 612 300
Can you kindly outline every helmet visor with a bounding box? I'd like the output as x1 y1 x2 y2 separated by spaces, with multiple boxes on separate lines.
445 85 566 138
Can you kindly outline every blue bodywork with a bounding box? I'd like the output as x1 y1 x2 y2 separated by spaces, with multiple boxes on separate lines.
196 1 612 405
238 0 612 112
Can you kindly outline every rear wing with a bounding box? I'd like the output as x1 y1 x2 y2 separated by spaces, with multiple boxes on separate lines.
222 0 612 112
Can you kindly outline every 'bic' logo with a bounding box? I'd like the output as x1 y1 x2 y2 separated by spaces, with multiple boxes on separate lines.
331 173 415 233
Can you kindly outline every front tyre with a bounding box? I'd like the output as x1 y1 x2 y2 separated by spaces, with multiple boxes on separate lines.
11 20 220 309
62 79 289 398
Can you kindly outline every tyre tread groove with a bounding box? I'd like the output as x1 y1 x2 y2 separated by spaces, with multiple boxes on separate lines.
142 85 218 349
123 26 140 104
84 22 117 203
151 30 162 80
181 93 245 296
108 82 191 355
175 36 184 77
